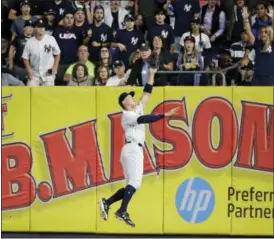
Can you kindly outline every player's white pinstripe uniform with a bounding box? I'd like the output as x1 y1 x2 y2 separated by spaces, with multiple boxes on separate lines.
121 102 145 190
22 34 61 86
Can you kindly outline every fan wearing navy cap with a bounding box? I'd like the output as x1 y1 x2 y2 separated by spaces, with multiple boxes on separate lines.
11 0 37 40
53 10 83 85
106 60 128 86
147 9 174 52
8 0 44 21
127 42 153 86
44 9 56 36
9 19 34 84
99 67 178 227
111 14 145 68
43 0 67 24
22 19 61 86
85 5 113 63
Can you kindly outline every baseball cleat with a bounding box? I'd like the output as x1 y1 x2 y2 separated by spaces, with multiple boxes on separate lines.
99 198 109 221
115 211 135 227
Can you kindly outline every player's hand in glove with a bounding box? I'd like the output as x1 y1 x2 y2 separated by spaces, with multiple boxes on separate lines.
164 107 179 117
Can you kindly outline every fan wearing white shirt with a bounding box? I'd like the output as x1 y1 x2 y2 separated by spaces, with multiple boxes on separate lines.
22 19 61 86
106 60 129 86
180 17 211 54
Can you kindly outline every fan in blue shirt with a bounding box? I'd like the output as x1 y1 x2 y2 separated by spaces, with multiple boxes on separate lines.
86 5 112 63
147 9 174 52
242 6 274 86
112 14 145 68
53 11 83 65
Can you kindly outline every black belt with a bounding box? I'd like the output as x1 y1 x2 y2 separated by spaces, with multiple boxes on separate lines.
126 141 142 147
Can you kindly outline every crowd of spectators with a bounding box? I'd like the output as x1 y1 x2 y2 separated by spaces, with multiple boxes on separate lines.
1 0 274 86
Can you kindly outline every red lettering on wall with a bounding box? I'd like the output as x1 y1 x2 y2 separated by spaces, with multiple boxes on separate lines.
108 113 155 182
1 143 36 210
107 113 124 182
150 99 193 170
193 97 238 168
1 103 7 131
40 121 107 198
236 102 274 172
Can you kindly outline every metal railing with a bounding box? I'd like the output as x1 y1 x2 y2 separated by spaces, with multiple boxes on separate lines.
157 62 241 86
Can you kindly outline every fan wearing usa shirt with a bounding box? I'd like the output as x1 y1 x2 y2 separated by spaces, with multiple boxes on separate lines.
85 5 113 63
112 14 145 68
147 9 174 52
53 10 83 85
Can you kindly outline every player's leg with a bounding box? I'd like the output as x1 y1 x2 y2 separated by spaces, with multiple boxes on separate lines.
98 148 128 220
99 187 125 221
115 146 144 227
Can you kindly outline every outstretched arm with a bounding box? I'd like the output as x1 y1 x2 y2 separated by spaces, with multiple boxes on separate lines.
242 7 255 45
137 114 165 124
138 68 157 109
137 107 179 124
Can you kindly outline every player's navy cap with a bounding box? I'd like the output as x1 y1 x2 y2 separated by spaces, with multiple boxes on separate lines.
124 14 135 22
24 20 34 27
46 9 56 15
118 91 135 108
20 0 31 7
34 19 46 28
140 42 150 51
94 5 105 13
191 17 201 24
113 60 125 68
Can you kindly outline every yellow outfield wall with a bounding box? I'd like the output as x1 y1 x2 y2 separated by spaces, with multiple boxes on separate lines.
1 87 273 235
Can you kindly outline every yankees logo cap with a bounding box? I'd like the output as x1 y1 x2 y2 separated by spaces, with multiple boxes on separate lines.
140 42 150 51
124 14 135 22
34 19 46 28
24 20 34 27
113 60 125 68
20 0 31 7
46 9 56 15
118 91 135 108
191 17 201 24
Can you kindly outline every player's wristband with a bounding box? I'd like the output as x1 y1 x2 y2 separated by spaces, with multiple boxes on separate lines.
144 83 153 93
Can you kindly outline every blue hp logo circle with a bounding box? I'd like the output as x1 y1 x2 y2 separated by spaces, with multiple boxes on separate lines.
175 177 215 224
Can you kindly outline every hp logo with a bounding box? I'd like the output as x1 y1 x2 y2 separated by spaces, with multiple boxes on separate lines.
175 177 215 224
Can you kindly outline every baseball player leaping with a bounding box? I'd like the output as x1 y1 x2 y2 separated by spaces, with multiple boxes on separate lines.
99 67 178 227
